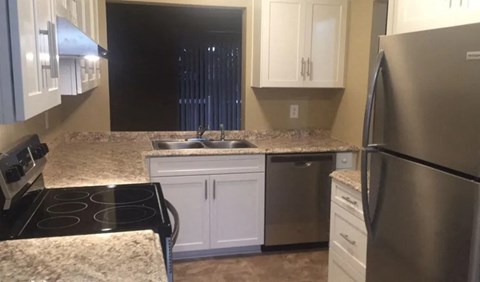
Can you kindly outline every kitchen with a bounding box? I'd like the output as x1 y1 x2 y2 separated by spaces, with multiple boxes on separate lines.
0 1 478 281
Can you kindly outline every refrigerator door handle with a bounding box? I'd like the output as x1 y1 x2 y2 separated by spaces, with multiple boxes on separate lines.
361 50 385 238
361 150 374 238
362 50 385 148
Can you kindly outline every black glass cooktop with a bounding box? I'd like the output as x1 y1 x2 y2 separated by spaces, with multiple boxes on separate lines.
5 183 171 240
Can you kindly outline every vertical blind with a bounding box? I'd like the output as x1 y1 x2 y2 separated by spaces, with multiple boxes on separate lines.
177 32 242 130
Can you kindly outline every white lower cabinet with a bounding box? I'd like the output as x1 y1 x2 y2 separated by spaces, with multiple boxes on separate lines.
154 175 210 252
210 173 265 249
328 179 366 282
329 249 364 282
149 155 265 254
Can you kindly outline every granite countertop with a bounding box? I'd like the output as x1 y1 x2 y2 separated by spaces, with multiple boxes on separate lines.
330 170 361 192
44 141 151 188
44 130 358 188
0 230 167 282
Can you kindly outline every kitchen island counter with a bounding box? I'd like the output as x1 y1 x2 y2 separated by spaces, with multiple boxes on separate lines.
0 230 167 282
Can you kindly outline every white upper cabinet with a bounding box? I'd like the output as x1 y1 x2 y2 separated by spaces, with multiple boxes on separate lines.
252 0 348 88
304 0 348 87
258 0 305 87
56 0 78 26
59 0 101 95
387 0 480 34
8 0 60 121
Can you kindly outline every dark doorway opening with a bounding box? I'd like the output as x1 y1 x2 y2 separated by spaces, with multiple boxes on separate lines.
106 4 243 131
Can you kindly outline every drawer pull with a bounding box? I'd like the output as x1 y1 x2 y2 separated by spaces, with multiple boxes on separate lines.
341 196 358 206
340 233 356 245
204 180 208 200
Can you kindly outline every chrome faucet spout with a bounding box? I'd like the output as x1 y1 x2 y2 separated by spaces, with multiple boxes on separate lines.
220 124 225 141
196 125 207 139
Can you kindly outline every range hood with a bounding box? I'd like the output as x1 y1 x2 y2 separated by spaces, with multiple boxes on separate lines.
56 17 108 59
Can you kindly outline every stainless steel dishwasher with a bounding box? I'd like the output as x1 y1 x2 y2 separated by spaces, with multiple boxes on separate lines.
265 153 335 247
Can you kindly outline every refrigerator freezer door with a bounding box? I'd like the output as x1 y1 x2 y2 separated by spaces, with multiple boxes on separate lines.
373 23 480 177
366 151 480 282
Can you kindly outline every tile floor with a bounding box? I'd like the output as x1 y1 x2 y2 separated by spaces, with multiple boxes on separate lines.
173 249 329 282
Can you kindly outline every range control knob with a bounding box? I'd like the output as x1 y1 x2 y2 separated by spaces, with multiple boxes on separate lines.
13 164 25 176
31 143 49 160
5 166 23 183
31 147 44 160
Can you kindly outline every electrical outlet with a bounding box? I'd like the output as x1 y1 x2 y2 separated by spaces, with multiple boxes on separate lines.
290 104 299 119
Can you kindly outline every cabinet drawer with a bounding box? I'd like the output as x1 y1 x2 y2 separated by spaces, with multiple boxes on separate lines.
328 249 365 282
332 180 363 220
330 202 367 269
149 155 265 177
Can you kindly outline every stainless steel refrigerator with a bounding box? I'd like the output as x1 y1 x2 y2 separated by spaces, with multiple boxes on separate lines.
362 23 480 282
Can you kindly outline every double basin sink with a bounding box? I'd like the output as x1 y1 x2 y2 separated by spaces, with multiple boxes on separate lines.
152 139 256 150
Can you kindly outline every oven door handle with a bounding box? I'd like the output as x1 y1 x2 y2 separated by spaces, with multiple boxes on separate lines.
165 199 179 246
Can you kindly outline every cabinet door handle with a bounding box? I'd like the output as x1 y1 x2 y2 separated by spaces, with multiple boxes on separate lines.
306 58 311 79
340 233 356 245
213 180 216 200
49 21 59 78
341 196 358 206
204 180 208 200
301 58 305 79
39 22 59 79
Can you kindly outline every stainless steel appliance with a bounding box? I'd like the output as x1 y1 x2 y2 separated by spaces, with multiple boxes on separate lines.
362 23 480 282
265 153 335 246
0 135 178 282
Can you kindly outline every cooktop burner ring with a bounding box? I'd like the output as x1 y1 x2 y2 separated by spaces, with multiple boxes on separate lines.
46 202 88 214
90 188 155 205
54 191 90 201
93 205 157 225
37 216 81 230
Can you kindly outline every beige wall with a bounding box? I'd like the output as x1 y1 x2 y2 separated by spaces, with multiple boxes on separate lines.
109 0 343 130
0 0 376 151
331 0 376 147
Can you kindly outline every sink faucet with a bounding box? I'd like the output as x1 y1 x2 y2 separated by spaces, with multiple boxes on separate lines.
196 125 206 139
219 124 225 141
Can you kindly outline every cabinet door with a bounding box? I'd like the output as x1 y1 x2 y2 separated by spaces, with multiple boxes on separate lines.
152 176 210 252
328 249 365 282
304 0 347 88
388 0 455 34
260 0 305 87
10 0 60 120
457 0 480 25
210 173 265 249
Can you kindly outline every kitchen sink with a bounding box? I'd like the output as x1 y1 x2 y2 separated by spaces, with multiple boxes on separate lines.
152 141 206 150
152 140 256 150
202 140 256 149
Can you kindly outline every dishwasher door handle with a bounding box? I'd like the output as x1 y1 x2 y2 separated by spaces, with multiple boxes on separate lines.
269 154 334 163
293 162 312 168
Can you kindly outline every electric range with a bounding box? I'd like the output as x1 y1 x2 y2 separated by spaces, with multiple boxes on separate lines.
0 135 177 282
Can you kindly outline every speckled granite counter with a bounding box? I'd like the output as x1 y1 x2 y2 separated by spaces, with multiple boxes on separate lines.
44 130 358 188
44 141 152 188
0 230 167 282
330 170 361 192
